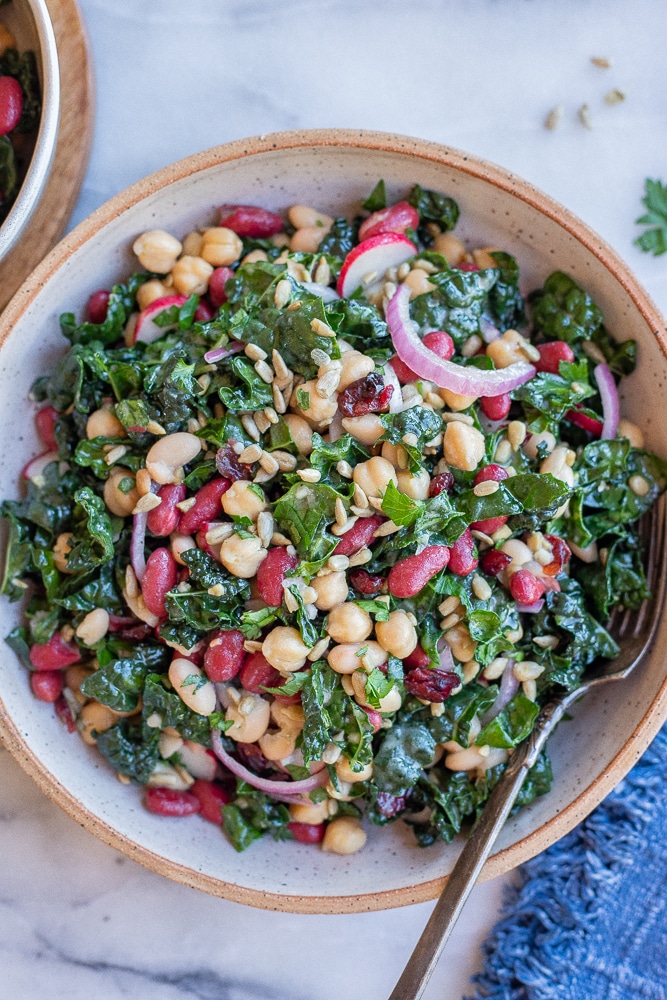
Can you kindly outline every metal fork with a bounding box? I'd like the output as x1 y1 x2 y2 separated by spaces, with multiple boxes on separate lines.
390 494 667 1000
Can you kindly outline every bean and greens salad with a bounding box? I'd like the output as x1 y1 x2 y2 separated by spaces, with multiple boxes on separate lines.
3 181 666 856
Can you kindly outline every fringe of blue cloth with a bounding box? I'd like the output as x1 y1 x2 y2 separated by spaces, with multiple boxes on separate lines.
466 724 667 1000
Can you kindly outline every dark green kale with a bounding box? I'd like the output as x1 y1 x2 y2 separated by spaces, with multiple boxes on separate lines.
410 267 499 349
408 184 459 236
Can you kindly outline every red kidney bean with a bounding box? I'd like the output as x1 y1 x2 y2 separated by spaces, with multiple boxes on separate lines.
565 408 603 436
147 483 186 536
86 289 110 324
288 821 325 844
389 354 419 384
54 694 76 732
208 266 235 308
190 779 232 823
29 632 80 671
429 471 455 497
196 522 220 561
404 666 460 702
361 705 383 732
471 515 508 535
239 651 282 692
215 443 252 481
335 514 385 557
194 300 213 323
509 568 546 604
480 548 512 577
358 201 420 241
35 405 59 451
422 330 455 361
30 670 64 702
402 644 430 670
536 340 575 374
144 786 202 817
0 76 23 135
256 546 298 607
218 204 284 237
480 392 511 422
142 547 178 618
349 568 384 596
448 528 479 576
474 464 509 486
272 685 303 706
543 534 571 576
203 629 246 682
388 545 450 598
178 478 231 536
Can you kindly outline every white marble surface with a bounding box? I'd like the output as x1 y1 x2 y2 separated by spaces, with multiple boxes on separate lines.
2 1 667 997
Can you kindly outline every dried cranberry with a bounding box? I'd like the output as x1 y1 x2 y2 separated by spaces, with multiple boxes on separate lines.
54 694 76 732
480 548 512 576
375 790 408 818
216 443 252 481
543 534 571 576
234 742 278 777
349 568 384 595
404 666 460 702
429 471 455 497
337 373 394 417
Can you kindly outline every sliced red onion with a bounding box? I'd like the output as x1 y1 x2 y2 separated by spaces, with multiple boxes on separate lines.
435 640 456 672
131 480 159 583
386 283 535 397
593 362 619 440
204 341 245 364
481 659 519 724
211 729 329 796
328 407 344 442
383 361 404 413
515 599 545 613
301 281 340 303
479 315 501 344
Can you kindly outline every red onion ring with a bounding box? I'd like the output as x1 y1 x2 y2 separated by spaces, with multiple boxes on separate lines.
481 660 519 724
204 341 245 364
593 362 619 440
328 407 344 442
386 283 535 397
210 729 329 796
479 316 501 344
301 281 340 303
383 361 404 413
131 480 159 583
434 640 456 672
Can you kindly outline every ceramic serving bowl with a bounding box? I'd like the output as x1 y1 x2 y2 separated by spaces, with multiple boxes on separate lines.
0 0 59 261
1 130 666 914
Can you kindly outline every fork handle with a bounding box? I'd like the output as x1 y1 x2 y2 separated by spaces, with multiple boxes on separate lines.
389 697 569 1000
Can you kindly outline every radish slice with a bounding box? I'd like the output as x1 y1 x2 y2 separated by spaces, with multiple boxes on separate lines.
203 341 245 364
211 730 329 796
301 281 340 303
337 233 416 298
386 283 535 397
593 362 619 440
21 449 59 481
481 660 519 724
133 295 188 344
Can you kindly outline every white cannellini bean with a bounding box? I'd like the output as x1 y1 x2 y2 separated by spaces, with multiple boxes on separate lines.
168 658 216 716
145 432 202 484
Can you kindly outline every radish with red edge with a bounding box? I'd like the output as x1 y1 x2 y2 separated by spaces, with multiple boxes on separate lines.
22 449 58 482
0 76 23 135
358 201 419 241
336 233 417 298
208 266 235 308
35 406 59 451
133 295 188 344
29 632 80 671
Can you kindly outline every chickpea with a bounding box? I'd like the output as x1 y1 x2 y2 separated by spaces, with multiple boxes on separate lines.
79 701 122 745
337 350 375 391
432 231 466 266
53 531 74 573
617 418 644 449
168 658 216 716
200 227 243 267
86 404 125 440
439 387 477 412
326 602 373 644
291 379 338 428
328 641 386 675
540 444 575 487
75 608 110 646
381 441 409 470
289 799 330 825
170 531 197 566
219 533 267 578
258 728 298 761
133 229 182 273
396 467 430 500
262 626 311 672
522 429 556 460
221 480 267 520
288 205 335 230
170 255 214 297
402 268 435 300
311 570 349 611
443 421 485 472
242 248 269 265
472 247 501 270
486 330 529 369
352 455 398 499
65 664 93 705
226 692 271 744
283 413 314 456
180 230 204 257
290 227 328 253
136 279 173 311
0 26 16 56
145 432 201 485
378 685 403 714
445 746 488 771
341 414 385 447
322 816 367 855
326 778 355 802
103 466 139 517
335 756 373 784
375 610 418 659
444 623 476 663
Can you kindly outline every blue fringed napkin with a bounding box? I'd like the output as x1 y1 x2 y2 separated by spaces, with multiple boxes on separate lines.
467 725 667 1000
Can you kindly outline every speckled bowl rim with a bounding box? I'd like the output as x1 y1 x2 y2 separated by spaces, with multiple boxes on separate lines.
1 128 666 914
